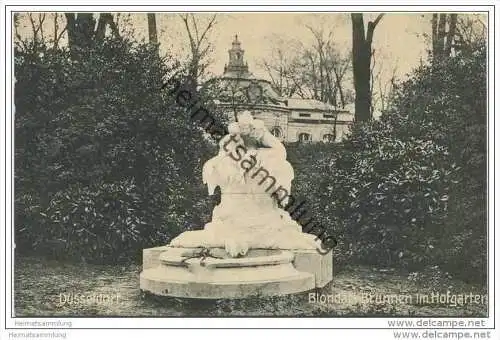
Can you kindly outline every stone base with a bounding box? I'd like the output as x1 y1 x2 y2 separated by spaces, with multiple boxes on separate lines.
140 248 315 299
293 249 333 288
141 245 333 298
143 246 170 270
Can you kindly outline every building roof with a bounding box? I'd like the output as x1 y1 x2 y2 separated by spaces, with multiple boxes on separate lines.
221 70 255 79
209 76 287 106
286 98 354 113
211 35 355 116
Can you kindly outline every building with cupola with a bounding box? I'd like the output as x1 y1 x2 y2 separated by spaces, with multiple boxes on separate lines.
206 35 354 143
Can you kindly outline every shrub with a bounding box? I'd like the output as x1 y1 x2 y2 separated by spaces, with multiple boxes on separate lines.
14 37 218 263
288 43 486 284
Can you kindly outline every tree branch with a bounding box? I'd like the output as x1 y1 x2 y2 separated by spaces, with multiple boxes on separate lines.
28 13 39 40
366 13 384 46
38 13 46 40
180 14 197 54
372 13 384 28
198 14 217 47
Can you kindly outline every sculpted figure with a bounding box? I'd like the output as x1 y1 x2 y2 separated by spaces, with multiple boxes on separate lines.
170 111 319 257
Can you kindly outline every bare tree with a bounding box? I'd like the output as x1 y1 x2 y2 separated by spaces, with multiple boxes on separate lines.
257 36 306 98
370 49 398 115
261 26 351 108
307 25 350 107
53 13 67 49
180 13 217 89
14 13 51 51
15 12 121 52
351 13 384 122
27 13 46 41
306 25 331 102
260 58 294 98
378 64 398 113
369 49 378 118
454 14 487 55
327 44 351 108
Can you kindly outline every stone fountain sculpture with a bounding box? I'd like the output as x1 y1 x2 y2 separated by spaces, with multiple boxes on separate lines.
140 111 333 299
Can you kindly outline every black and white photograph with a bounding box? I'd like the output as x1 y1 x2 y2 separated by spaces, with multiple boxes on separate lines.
1 3 497 340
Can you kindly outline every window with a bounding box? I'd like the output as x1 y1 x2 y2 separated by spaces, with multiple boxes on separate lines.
323 134 335 142
270 127 282 138
323 114 336 119
298 133 312 143
299 113 311 117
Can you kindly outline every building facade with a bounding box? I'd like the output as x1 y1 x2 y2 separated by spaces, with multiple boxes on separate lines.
207 35 354 143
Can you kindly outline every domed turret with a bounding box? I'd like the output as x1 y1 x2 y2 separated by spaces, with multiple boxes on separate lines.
224 34 251 77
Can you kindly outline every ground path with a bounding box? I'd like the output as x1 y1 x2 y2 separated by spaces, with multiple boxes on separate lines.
14 257 487 317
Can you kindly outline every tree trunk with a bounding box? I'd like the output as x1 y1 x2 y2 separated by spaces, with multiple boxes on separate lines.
432 13 459 63
147 13 158 44
64 13 95 53
53 13 59 49
95 13 119 41
436 13 447 60
445 14 458 57
351 13 370 122
432 14 439 58
333 65 347 108
65 13 119 53
308 53 319 100
181 14 217 90
64 13 76 48
75 13 95 48
351 13 384 122
319 52 325 102
333 114 338 141
95 14 108 41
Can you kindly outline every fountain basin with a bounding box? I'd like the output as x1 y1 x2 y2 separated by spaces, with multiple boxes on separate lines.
140 247 316 299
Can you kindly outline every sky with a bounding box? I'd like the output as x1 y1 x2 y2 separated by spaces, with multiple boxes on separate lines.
130 13 432 83
16 12 487 104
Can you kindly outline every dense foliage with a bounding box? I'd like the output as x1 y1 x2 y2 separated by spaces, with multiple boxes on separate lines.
15 38 220 262
288 43 487 284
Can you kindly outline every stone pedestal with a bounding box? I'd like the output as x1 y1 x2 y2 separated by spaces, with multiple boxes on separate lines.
140 245 333 298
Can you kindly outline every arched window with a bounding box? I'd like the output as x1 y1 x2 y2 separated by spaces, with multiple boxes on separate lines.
298 133 312 143
270 127 282 138
322 134 335 142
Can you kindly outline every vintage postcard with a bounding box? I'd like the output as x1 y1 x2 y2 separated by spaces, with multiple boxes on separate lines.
2 3 496 340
